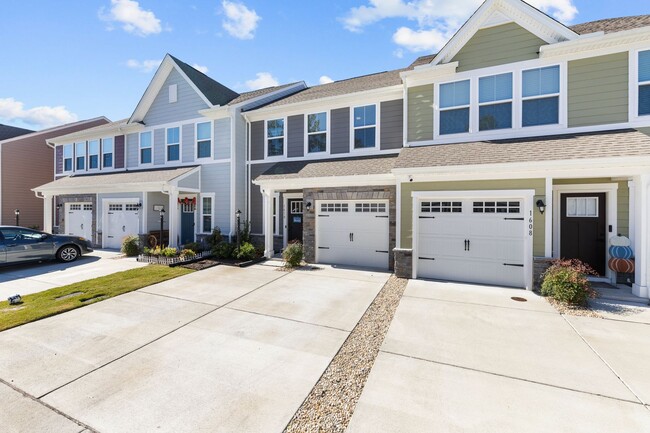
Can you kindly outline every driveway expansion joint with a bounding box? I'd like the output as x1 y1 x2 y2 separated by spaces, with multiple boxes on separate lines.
137 290 221 307
402 293 558 314
224 306 350 333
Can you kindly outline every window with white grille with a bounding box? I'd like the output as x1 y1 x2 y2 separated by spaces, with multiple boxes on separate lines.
421 201 462 213
70 204 81 210
125 204 139 212
566 197 598 217
290 201 303 214
355 203 386 213
109 204 123 211
320 203 348 213
83 204 92 211
473 201 521 214
182 202 196 213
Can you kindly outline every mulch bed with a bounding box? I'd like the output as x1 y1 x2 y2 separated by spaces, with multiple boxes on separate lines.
179 259 220 271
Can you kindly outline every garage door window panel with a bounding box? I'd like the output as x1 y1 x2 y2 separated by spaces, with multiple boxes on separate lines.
421 201 462 213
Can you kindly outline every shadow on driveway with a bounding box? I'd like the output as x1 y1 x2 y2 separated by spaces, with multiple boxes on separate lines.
0 255 101 284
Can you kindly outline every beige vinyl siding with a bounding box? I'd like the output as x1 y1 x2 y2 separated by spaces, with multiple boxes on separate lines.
401 179 545 256
568 53 629 127
451 23 545 73
407 85 434 142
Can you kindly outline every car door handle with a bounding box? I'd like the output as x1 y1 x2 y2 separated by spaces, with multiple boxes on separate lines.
7 243 17 247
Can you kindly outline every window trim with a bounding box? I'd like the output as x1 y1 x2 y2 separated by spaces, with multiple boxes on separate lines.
304 111 329 154
165 126 181 163
87 139 100 171
437 79 472 136
349 103 380 153
200 193 215 233
477 72 514 132
74 141 86 171
62 143 73 173
196 121 212 160
273 193 280 236
139 131 153 166
265 117 287 159
101 137 114 169
634 48 650 119
520 65 561 128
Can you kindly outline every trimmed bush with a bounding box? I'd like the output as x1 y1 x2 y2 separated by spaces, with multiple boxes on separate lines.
541 259 597 305
235 242 256 261
206 228 223 249
183 242 203 253
180 249 196 258
161 247 178 258
121 235 141 257
282 241 303 268
212 241 234 259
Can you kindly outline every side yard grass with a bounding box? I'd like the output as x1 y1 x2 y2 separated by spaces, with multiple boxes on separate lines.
0 265 193 332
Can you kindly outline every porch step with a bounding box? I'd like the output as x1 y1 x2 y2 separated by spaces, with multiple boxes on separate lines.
592 283 649 306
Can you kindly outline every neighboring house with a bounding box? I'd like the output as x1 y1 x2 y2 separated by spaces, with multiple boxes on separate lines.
250 0 650 300
1 119 108 229
33 54 305 249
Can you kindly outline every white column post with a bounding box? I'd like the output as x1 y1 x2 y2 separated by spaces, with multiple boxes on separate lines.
633 174 649 298
169 188 179 247
43 194 53 233
262 188 275 258
544 177 553 257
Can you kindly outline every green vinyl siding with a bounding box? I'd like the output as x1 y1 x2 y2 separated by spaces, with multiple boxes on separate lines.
451 23 545 73
401 179 546 256
407 84 434 142
568 53 629 127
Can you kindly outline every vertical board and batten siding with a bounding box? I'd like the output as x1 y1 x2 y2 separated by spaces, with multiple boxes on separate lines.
249 162 277 233
115 135 125 169
330 107 350 154
126 133 139 168
55 146 63 174
153 129 165 165
250 121 265 161
142 68 209 126
287 114 304 158
181 124 194 163
201 164 231 233
451 23 545 72
214 118 231 160
567 52 629 127
380 99 404 150
407 85 434 142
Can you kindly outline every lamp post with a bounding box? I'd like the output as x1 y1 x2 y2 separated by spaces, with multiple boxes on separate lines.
159 207 165 247
14 209 20 226
235 209 242 253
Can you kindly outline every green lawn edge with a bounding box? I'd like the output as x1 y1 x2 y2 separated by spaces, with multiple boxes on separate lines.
0 265 194 332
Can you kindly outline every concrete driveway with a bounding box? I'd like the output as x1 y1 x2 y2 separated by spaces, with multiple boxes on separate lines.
0 263 389 433
0 250 147 299
347 279 650 433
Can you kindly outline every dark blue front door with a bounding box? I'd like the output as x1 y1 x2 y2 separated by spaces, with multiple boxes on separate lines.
181 210 195 245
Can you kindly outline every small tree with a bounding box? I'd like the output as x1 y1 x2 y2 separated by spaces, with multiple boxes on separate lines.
282 241 303 268
541 259 597 305
121 235 141 257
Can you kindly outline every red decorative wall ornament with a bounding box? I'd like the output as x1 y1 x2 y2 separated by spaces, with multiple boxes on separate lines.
177 197 197 205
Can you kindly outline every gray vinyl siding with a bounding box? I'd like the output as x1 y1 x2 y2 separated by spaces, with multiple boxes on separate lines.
177 170 200 189
55 146 63 174
380 99 403 150
153 128 165 165
568 52 629 127
182 124 194 163
214 118 231 160
407 85 434 142
250 121 264 161
200 163 231 234
146 192 169 232
287 114 304 158
249 162 276 233
126 133 139 168
330 107 350 154
234 113 247 223
451 23 545 72
142 68 209 126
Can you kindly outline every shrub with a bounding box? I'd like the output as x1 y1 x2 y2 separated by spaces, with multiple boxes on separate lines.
206 228 223 249
183 242 203 253
541 259 597 305
212 241 234 259
238 221 251 244
180 249 196 258
121 235 141 257
282 241 303 268
161 247 178 258
235 242 256 261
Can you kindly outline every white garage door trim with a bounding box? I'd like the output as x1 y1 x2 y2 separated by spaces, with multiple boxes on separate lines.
412 190 535 290
101 198 142 249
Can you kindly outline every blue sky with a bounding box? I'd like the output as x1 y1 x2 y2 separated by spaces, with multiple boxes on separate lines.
0 0 647 130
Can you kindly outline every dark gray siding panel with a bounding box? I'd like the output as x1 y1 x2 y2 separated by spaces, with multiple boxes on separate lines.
287 114 304 158
250 162 277 233
154 128 165 165
380 99 403 150
55 146 63 174
251 121 265 161
330 107 350 154
114 135 125 169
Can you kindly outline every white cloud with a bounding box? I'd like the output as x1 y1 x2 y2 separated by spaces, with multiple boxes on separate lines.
319 75 334 85
126 58 162 73
0 98 78 129
100 0 162 36
192 64 209 74
392 26 449 52
245 72 279 90
222 1 260 40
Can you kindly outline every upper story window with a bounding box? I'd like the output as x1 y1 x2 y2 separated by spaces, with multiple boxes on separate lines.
307 112 327 153
140 131 152 164
75 142 85 170
353 105 376 149
102 137 113 168
267 119 284 157
439 80 470 135
88 140 99 169
167 127 180 162
478 73 512 131
638 50 650 116
522 65 559 127
196 122 211 159
63 144 73 172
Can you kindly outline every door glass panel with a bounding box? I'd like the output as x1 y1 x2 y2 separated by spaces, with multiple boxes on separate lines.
566 197 598 217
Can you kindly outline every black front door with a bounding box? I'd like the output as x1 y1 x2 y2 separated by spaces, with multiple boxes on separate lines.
287 198 303 243
560 193 606 275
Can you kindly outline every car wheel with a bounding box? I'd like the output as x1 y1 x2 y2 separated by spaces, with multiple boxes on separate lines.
57 245 80 263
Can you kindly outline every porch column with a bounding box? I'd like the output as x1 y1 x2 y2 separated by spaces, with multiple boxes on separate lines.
43 194 53 233
633 174 650 298
169 188 179 247
262 188 275 258
544 177 553 257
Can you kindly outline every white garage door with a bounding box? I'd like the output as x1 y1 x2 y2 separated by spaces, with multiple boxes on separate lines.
416 198 528 288
104 203 140 249
66 203 92 240
316 200 389 269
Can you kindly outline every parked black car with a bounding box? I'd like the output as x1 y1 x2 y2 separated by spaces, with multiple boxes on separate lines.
0 226 93 264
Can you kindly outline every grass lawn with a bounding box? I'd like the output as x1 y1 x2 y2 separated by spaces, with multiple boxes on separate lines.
0 265 193 332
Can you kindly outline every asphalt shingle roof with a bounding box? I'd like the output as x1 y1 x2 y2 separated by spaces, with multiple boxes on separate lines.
170 55 239 106
36 167 197 191
570 15 650 35
228 82 302 106
0 124 33 141
255 154 398 181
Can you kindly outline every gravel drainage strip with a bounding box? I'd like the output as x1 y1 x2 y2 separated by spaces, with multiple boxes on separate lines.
284 275 408 433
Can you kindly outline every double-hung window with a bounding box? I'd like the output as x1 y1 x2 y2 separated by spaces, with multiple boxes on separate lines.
353 105 376 149
439 80 470 135
140 131 152 164
167 127 180 162
522 65 560 127
201 196 213 233
196 122 211 159
478 73 513 131
638 50 650 116
88 139 100 169
63 144 73 172
75 142 86 170
267 119 284 157
307 112 327 153
102 137 113 168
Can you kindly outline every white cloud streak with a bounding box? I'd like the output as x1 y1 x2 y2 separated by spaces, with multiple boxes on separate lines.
126 58 162 73
222 1 261 40
192 64 209 74
319 75 334 85
245 72 279 90
100 0 162 36
0 98 78 129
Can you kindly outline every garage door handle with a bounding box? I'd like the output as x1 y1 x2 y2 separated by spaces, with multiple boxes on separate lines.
375 215 388 218
122 225 126 232
419 257 435 261
464 239 468 251
349 233 354 242
318 246 330 249
503 263 524 267
318 214 330 217
419 216 435 219
504 217 524 221
80 223 83 230
375 250 389 253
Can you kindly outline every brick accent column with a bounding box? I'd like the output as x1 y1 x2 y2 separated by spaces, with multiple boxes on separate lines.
393 248 413 278
533 257 554 290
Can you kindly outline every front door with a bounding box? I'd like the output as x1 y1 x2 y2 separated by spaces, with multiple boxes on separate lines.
180 202 195 245
287 199 303 243
560 193 606 275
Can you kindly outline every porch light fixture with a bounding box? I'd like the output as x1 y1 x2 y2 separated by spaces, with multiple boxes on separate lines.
235 209 242 252
536 199 546 215
14 209 20 226
305 201 312 212
159 207 165 247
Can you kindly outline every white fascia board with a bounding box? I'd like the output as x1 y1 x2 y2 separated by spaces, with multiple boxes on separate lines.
48 123 129 146
252 173 395 190
0 116 111 146
541 27 650 59
400 62 459 86
198 105 230 120
217 82 307 113
129 56 176 124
